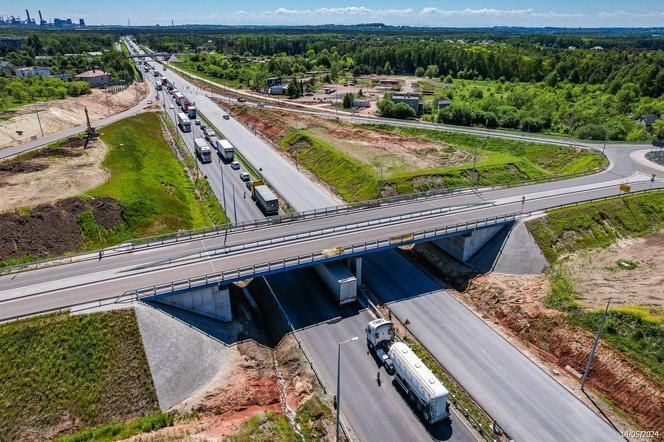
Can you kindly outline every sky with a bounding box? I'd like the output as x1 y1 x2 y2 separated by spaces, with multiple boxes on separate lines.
15 1 664 27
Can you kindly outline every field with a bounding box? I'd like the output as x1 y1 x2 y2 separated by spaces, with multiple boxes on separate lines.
0 310 159 441
234 106 603 202
0 112 225 266
527 191 664 387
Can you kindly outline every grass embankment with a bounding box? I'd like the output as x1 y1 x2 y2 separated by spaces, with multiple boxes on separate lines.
228 411 300 441
0 311 158 441
159 112 227 225
295 396 333 440
528 191 664 385
83 112 224 247
279 126 603 202
53 412 173 442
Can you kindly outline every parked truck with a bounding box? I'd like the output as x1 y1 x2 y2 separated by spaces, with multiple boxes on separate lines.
214 139 234 162
366 319 450 425
314 261 357 305
194 138 212 163
176 112 191 133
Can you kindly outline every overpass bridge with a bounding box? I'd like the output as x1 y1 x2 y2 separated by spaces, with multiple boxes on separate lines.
1 173 660 322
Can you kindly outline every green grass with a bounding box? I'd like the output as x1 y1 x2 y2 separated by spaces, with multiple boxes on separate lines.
295 396 333 441
83 112 223 247
227 411 299 442
52 412 174 442
280 130 380 202
568 309 664 385
528 191 664 263
0 311 158 441
545 268 582 311
280 125 603 202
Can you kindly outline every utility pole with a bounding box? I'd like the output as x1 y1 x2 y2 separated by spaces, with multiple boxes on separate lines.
335 337 358 442
581 297 612 391
34 103 44 137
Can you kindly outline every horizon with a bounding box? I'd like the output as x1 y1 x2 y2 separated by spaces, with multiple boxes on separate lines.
13 1 664 28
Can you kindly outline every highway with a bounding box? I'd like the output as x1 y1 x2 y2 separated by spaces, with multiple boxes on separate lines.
363 250 622 441
262 269 476 441
158 85 263 222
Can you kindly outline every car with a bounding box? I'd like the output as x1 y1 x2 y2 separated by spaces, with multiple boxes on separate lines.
200 124 207 131
237 97 246 103
223 114 230 120
169 104 174 109
230 161 240 170
239 171 251 181
194 119 201 125
257 102 266 107
147 100 153 105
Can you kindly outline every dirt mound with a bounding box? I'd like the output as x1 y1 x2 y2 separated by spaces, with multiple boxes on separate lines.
459 274 664 435
0 161 47 174
275 335 317 411
0 196 123 263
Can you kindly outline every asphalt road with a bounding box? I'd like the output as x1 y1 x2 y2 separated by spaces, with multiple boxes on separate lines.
158 87 264 222
362 250 623 442
135 46 338 212
262 268 476 442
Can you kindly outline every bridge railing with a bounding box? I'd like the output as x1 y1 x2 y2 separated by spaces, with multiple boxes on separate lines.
0 160 610 275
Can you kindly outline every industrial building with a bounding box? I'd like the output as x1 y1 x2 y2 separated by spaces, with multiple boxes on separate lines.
392 94 423 115
0 10 85 29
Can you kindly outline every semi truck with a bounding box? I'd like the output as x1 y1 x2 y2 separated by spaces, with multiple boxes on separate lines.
214 139 235 162
314 262 357 305
366 319 450 424
194 138 212 163
161 77 168 86
176 112 191 132
246 179 279 215
187 105 197 119
174 92 185 106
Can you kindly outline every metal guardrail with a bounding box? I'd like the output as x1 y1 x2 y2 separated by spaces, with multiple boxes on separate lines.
4 186 662 324
0 161 609 275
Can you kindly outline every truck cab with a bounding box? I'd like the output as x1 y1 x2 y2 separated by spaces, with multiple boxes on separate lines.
366 318 395 374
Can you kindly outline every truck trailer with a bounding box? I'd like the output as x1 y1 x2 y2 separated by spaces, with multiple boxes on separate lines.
176 112 191 133
194 138 212 163
187 105 197 119
389 342 450 424
214 139 235 162
314 261 357 305
253 185 279 215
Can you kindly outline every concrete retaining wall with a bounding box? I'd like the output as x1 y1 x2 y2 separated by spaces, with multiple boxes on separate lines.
156 285 232 322
434 224 505 263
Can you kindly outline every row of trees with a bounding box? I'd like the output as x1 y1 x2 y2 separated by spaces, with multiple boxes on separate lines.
0 76 90 110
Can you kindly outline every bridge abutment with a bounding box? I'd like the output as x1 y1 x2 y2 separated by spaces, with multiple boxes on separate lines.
434 224 505 263
155 284 232 322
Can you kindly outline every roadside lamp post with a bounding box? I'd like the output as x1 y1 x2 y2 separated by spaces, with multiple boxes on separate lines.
336 336 358 442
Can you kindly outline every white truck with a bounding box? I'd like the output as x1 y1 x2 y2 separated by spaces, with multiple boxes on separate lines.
176 112 191 133
214 139 235 162
366 319 451 425
314 261 357 305
194 138 212 163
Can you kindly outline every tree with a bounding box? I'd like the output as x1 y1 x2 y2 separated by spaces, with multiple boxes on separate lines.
342 92 355 109
425 64 439 78
383 61 393 75
415 67 425 77
653 119 664 140
442 75 454 84
287 79 302 98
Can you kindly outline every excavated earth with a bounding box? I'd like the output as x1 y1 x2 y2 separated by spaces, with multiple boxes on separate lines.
0 196 123 262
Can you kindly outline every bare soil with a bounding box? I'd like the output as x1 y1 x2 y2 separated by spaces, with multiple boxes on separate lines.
0 196 123 263
456 274 664 437
559 233 664 309
0 82 147 149
231 106 472 175
0 138 109 212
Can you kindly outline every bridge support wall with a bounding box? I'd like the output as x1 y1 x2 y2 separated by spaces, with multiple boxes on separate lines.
434 224 505 263
155 285 232 322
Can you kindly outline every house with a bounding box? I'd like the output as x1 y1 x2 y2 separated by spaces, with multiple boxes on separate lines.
15 66 51 78
392 94 423 115
74 69 111 87
0 60 14 75
636 114 661 132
